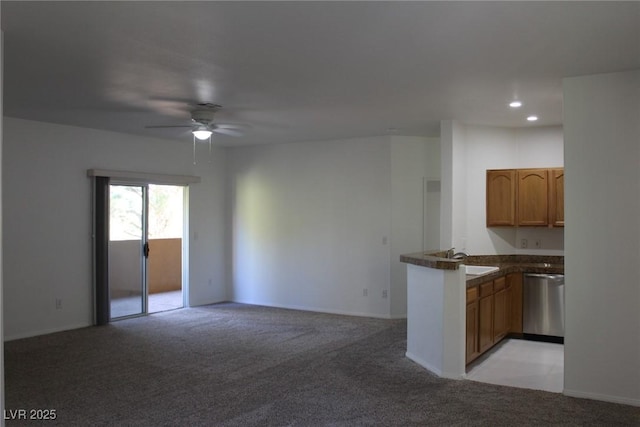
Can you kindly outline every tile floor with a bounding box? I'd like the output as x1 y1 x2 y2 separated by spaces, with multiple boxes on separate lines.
465 338 564 393
148 290 184 313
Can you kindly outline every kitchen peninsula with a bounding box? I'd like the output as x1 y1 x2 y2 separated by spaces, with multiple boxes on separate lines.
400 250 563 379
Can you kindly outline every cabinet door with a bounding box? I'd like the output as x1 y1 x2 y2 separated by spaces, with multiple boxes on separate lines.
486 170 516 226
466 301 480 364
518 169 549 226
493 287 508 342
478 293 494 353
505 281 513 333
549 168 564 227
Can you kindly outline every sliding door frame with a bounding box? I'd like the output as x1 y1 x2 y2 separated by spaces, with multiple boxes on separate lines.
93 176 110 325
89 169 200 325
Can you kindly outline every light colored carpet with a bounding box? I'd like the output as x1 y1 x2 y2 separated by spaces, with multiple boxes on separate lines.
5 303 640 426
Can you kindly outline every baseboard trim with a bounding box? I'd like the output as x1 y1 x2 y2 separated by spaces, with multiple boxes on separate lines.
188 297 228 308
230 299 395 320
405 351 465 380
405 351 442 376
563 388 640 407
5 322 92 342
389 314 408 320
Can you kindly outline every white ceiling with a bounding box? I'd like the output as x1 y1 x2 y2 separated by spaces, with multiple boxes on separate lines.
2 1 639 146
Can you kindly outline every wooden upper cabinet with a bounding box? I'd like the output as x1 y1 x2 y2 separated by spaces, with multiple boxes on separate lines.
549 168 564 227
487 167 564 228
486 169 516 226
517 169 548 226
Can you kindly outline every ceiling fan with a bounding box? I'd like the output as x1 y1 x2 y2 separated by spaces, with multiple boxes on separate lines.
145 103 244 164
145 103 244 139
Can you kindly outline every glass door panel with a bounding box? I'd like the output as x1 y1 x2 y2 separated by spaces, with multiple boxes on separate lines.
147 184 185 313
109 184 147 319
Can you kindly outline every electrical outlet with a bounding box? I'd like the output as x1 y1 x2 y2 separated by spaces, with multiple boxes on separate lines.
521 238 528 249
534 239 541 249
363 288 368 297
382 289 388 299
55 298 62 310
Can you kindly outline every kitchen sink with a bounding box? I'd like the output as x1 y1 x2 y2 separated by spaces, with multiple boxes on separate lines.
464 265 500 276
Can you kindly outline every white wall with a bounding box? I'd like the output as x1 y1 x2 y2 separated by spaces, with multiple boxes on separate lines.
424 138 442 251
514 127 565 254
2 118 227 339
390 136 439 317
1 27 5 421
440 120 468 251
405 264 465 379
228 135 436 318
464 125 518 254
563 69 640 406
228 136 393 317
447 122 564 255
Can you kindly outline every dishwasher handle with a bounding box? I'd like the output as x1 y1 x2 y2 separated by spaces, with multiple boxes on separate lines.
524 273 564 282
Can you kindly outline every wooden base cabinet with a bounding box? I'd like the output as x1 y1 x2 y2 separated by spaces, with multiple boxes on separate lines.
466 273 524 366
466 286 480 364
493 277 508 342
478 281 494 353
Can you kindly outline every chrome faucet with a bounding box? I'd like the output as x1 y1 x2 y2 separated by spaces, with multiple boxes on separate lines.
452 251 469 260
445 248 468 259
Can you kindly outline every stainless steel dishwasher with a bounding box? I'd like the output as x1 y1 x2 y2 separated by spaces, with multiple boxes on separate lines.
523 273 565 342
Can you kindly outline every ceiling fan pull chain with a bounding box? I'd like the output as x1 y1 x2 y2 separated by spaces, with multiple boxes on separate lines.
193 135 196 165
209 135 212 163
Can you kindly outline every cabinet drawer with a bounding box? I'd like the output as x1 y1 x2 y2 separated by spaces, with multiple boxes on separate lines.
467 286 478 304
480 282 494 297
494 276 506 291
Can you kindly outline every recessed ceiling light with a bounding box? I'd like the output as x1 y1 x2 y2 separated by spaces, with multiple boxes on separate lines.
509 101 522 108
527 115 538 122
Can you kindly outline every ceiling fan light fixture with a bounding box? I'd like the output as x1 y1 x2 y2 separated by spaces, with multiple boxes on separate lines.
192 128 212 140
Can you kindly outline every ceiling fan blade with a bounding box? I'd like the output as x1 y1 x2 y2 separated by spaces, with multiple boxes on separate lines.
145 125 193 129
215 123 249 130
213 127 243 137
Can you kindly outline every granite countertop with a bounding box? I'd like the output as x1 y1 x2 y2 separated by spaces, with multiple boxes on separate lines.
400 250 564 287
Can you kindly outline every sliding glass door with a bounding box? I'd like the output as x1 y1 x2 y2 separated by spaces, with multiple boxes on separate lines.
91 171 193 325
108 184 149 319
